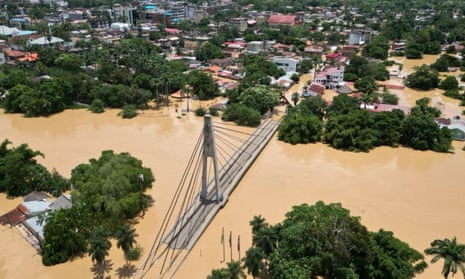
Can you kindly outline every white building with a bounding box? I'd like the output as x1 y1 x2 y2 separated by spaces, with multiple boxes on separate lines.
272 57 300 73
28 36 64 47
313 66 345 89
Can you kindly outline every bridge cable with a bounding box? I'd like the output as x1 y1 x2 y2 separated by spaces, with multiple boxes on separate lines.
137 133 204 278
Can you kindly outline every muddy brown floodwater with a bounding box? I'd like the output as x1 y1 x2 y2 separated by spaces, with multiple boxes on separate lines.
1 63 465 278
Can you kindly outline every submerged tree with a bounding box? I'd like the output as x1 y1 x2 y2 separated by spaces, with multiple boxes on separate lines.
0 139 69 196
115 224 138 266
88 227 112 268
71 150 154 229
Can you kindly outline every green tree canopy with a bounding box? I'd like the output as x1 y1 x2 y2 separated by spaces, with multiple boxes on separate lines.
54 53 84 72
41 206 92 266
187 70 218 100
362 35 390 60
88 226 112 267
238 85 281 115
0 139 69 197
221 103 262 127
438 76 459 91
244 202 426 279
115 224 138 265
400 99 451 152
405 65 439 90
71 150 155 227
195 42 225 62
278 110 323 144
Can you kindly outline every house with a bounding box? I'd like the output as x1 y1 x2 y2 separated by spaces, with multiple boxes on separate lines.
230 17 247 32
325 52 349 66
272 56 300 73
223 41 246 58
340 45 360 57
3 49 26 63
336 85 353 94
304 44 324 55
268 14 299 27
22 200 51 217
307 82 326 96
211 57 236 68
0 25 19 37
28 36 65 47
49 194 73 211
313 66 345 89
272 43 293 53
0 204 28 226
436 117 465 141
247 41 265 54
23 191 50 202
348 28 373 45
360 103 411 115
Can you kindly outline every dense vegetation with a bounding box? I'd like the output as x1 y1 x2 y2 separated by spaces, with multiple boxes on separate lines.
278 95 452 152
41 150 154 266
0 37 218 118
222 85 281 127
222 201 428 278
0 139 69 197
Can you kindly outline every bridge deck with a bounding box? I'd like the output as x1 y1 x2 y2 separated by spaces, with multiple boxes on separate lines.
163 119 280 251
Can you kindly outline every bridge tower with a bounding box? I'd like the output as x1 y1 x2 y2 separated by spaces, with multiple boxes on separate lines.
200 114 223 203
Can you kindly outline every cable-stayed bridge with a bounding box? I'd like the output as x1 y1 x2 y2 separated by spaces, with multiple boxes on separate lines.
134 115 281 278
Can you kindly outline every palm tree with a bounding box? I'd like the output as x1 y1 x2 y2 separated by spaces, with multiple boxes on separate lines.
88 228 112 268
424 237 465 279
115 224 138 266
249 215 267 235
252 225 277 257
243 247 265 278
226 261 245 279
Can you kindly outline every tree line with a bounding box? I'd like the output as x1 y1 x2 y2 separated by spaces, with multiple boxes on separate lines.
278 95 452 153
208 201 465 279
0 37 219 118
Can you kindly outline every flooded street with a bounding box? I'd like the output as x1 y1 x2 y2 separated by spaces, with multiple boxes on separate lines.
2 56 465 278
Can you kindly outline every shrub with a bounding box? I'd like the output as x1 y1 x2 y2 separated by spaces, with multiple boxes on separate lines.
127 245 143 261
444 89 462 100
195 107 206 116
119 105 137 119
381 93 399 105
89 99 105 113
208 107 219 116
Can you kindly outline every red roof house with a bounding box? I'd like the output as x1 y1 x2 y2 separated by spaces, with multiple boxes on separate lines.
308 82 325 95
0 204 29 226
268 14 298 26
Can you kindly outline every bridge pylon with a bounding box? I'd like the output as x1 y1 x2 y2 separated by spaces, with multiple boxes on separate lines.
200 114 222 203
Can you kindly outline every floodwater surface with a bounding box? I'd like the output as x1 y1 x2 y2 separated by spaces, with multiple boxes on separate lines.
1 57 465 278
1 106 465 279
